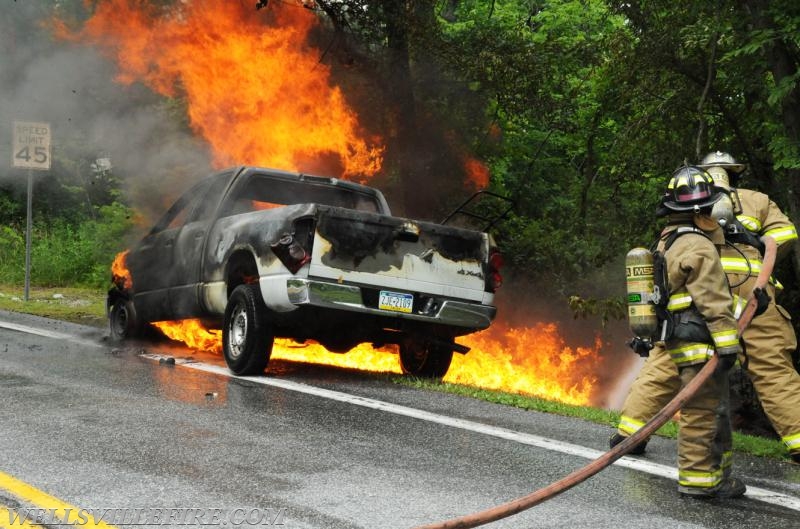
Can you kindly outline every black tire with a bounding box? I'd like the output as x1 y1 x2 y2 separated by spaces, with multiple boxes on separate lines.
109 297 142 341
223 284 273 375
399 338 454 379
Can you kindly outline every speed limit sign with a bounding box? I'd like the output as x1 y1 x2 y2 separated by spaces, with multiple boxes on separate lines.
12 121 51 170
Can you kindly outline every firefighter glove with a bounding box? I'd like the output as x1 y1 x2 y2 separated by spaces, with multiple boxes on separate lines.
753 287 771 317
627 336 653 357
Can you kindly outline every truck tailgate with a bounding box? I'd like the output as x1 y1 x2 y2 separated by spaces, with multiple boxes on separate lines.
308 207 488 301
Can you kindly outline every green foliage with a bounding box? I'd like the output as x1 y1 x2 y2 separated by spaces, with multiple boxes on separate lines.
0 193 24 226
0 202 135 288
568 294 627 327
307 0 800 323
424 1 675 297
0 226 25 278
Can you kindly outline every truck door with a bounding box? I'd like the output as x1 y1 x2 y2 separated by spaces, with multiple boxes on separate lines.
129 194 194 323
168 171 234 319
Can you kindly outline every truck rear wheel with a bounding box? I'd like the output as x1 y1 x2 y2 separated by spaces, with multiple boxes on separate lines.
399 338 454 380
223 284 273 375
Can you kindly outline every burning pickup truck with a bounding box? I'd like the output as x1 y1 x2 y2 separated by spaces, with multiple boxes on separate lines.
108 166 503 379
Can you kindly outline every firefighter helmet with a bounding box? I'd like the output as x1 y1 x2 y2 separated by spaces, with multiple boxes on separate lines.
697 151 746 187
660 166 724 214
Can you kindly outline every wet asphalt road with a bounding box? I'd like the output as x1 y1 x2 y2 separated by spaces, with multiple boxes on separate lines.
1 309 799 529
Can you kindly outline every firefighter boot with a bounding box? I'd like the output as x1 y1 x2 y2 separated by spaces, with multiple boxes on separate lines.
609 432 648 455
679 477 747 499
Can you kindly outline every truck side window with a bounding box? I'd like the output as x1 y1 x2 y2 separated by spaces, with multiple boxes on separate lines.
149 172 232 234
150 191 198 234
188 171 234 223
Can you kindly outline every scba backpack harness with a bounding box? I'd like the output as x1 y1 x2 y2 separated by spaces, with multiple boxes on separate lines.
626 227 716 357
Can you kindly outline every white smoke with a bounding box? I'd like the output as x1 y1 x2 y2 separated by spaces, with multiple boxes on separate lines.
0 1 213 220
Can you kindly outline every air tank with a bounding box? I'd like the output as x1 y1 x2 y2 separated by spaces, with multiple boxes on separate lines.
626 247 658 338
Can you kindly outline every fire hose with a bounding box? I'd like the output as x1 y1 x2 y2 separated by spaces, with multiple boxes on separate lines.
736 235 777 331
409 237 777 529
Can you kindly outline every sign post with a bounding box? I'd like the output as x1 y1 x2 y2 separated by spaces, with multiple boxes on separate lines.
12 121 51 302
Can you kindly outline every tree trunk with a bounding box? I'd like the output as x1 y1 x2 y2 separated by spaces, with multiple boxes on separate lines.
744 0 800 280
383 1 437 218
765 46 800 276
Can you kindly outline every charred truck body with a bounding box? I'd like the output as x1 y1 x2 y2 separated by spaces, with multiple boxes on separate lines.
108 166 502 378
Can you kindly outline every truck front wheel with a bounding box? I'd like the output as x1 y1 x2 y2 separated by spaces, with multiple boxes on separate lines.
109 297 142 341
399 338 454 380
223 284 274 375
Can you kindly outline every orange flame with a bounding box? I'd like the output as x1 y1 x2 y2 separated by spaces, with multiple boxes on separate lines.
452 322 601 406
111 250 132 289
153 319 602 406
84 1 602 407
54 0 383 179
463 155 490 189
152 320 222 353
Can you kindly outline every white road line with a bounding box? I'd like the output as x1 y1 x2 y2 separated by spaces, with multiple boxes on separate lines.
0 320 100 348
141 353 800 512
2 317 797 512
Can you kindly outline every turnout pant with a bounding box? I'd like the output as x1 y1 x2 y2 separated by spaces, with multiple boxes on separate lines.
676 362 733 491
618 348 733 490
617 289 800 458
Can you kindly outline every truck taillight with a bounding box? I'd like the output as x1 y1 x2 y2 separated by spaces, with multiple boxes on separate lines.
271 218 314 273
487 249 504 292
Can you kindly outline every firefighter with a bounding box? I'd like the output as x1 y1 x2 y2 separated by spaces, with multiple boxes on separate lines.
611 152 800 465
637 166 745 497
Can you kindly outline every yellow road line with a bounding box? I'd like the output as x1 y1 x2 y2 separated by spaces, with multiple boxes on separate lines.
0 471 117 528
0 506 45 529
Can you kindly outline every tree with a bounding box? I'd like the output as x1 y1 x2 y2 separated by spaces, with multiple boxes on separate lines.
609 0 800 339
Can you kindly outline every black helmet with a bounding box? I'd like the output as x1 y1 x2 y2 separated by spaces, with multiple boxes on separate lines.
660 166 724 214
697 151 746 187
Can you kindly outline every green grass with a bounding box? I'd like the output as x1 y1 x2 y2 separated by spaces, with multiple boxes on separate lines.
392 377 792 461
0 283 107 327
0 283 792 462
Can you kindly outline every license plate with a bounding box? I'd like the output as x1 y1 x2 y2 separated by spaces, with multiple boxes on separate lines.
378 290 413 313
